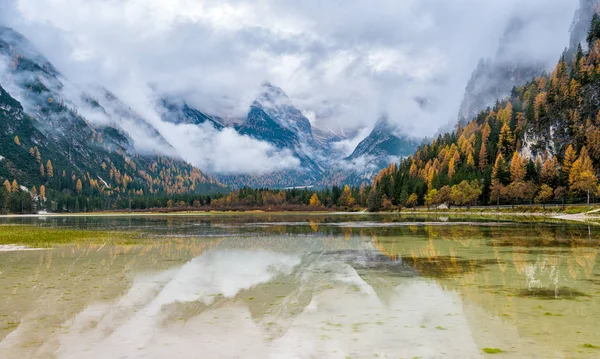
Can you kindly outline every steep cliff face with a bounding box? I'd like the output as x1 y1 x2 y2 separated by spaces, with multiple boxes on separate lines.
457 18 547 125
570 0 600 50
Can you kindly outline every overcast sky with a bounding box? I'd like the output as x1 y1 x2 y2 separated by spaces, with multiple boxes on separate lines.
0 0 580 173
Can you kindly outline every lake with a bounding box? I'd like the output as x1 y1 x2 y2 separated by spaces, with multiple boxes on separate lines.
0 213 599 358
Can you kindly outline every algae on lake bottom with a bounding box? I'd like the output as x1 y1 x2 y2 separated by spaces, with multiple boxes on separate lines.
0 225 147 247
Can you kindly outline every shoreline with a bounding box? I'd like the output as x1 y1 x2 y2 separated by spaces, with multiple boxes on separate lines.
0 208 599 222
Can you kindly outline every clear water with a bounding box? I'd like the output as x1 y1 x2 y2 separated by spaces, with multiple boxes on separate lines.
0 214 599 358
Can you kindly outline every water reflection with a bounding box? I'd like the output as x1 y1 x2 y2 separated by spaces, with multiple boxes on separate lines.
0 214 598 358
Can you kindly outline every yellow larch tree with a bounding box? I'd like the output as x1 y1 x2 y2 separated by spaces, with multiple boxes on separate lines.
309 193 322 207
563 144 577 176
569 146 598 203
46 160 54 177
3 180 11 193
510 152 527 183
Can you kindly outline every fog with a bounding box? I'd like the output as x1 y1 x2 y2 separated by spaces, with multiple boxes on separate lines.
0 0 579 174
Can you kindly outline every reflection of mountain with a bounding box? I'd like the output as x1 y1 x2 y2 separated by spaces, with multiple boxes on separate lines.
1 217 598 359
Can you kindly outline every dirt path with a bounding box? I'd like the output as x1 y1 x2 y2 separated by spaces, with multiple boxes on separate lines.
552 208 600 222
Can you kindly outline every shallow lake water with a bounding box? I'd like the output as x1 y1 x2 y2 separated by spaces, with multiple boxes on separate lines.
0 213 599 358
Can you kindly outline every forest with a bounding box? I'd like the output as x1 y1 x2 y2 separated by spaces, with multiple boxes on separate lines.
364 14 600 212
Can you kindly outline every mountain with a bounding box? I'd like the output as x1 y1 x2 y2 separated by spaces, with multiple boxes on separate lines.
367 13 600 210
570 0 600 51
458 2 600 126
0 26 225 213
0 26 419 192
157 97 224 130
236 83 324 174
317 118 419 187
346 118 419 163
457 18 546 125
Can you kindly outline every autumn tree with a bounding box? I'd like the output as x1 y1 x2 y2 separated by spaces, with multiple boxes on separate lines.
541 156 559 185
11 180 18 192
510 152 527 183
448 157 456 178
554 186 568 205
492 153 509 184
435 185 452 208
479 142 488 170
535 184 554 208
490 180 504 207
563 145 577 178
405 193 418 209
76 179 83 193
309 193 322 208
569 146 598 203
451 180 482 209
14 136 20 146
338 185 356 208
46 160 54 177
3 180 11 193
425 189 438 209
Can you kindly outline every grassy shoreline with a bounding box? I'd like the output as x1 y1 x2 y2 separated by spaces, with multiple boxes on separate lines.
1 205 599 218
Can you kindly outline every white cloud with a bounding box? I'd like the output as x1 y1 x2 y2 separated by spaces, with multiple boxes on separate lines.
0 0 580 173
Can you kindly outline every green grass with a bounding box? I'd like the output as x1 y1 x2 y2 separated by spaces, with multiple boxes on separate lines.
482 348 503 354
0 225 147 248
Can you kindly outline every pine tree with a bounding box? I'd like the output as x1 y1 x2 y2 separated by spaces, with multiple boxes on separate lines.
498 122 514 157
587 13 600 47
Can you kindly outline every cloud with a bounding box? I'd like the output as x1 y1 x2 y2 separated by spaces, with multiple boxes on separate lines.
0 0 579 169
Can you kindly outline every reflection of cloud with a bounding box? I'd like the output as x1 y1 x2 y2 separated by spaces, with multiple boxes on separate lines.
45 249 484 359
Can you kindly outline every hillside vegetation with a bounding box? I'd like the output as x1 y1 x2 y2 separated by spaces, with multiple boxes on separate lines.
367 15 600 211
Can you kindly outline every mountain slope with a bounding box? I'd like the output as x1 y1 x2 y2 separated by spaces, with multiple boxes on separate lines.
368 14 600 210
346 118 419 163
157 97 224 130
0 27 225 212
457 18 546 125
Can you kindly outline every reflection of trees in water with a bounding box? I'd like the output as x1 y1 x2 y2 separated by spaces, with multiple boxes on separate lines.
368 224 599 286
